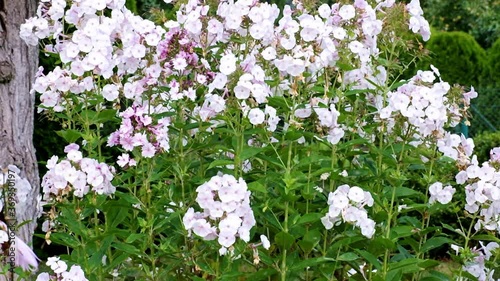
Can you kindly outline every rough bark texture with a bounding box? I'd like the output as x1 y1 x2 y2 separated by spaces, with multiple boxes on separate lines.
0 0 39 246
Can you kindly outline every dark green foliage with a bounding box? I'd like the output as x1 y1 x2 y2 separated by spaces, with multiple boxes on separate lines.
472 131 500 163
137 0 172 16
125 0 138 14
422 0 500 49
486 38 500 88
424 31 488 88
467 39 500 136
469 87 500 136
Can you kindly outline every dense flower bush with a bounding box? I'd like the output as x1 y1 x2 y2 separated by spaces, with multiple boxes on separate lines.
16 0 500 280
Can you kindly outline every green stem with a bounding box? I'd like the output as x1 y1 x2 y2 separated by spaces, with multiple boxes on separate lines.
280 143 294 281
281 201 289 281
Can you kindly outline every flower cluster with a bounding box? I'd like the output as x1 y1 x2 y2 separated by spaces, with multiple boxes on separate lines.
32 66 94 112
36 257 88 281
453 242 499 281
437 132 475 167
456 147 500 232
20 0 442 159
428 181 456 205
183 173 255 255
406 0 431 41
379 68 466 143
42 144 116 198
108 105 170 160
321 184 375 238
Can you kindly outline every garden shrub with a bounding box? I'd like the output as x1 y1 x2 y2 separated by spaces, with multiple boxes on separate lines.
467 39 500 136
473 131 500 163
487 38 500 88
425 31 488 87
422 0 500 49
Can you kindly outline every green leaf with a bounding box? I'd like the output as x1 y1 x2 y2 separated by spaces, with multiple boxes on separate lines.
88 251 105 269
356 249 382 271
245 269 277 281
337 252 359 261
125 233 146 243
196 260 216 275
420 270 452 281
275 231 294 250
298 229 321 253
344 89 369 97
337 138 371 151
240 146 263 160
389 80 408 91
421 237 453 253
115 191 140 205
369 236 397 253
442 223 466 237
472 234 500 242
113 241 140 255
56 129 82 143
104 203 129 229
109 253 131 269
96 109 118 123
295 213 323 226
418 259 440 269
393 186 422 198
267 96 290 112
80 109 98 122
289 257 335 271
388 258 421 273
390 226 415 240
207 159 234 169
385 269 403 281
248 181 267 193
50 233 80 247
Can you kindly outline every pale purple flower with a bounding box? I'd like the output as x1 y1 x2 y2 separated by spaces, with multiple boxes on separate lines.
260 235 270 250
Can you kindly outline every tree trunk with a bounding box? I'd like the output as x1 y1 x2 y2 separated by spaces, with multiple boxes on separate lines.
0 0 39 247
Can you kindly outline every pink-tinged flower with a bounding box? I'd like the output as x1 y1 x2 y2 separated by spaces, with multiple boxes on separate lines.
67 150 83 163
348 186 365 203
219 214 242 235
260 235 271 250
0 222 39 271
248 108 265 125
62 265 88 281
0 231 7 243
192 219 213 238
234 81 252 100
141 142 156 158
15 235 40 271
102 84 119 101
218 231 236 248
183 174 254 253
172 56 188 71
323 185 375 238
429 182 456 205
262 47 276 61
219 53 237 76
338 5 355 20
117 153 133 167
35 272 50 281
46 156 59 169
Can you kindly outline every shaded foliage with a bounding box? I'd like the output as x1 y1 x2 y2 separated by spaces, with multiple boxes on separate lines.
422 0 500 49
424 31 488 88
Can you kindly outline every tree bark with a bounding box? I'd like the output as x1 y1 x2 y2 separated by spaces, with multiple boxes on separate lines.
0 0 39 247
